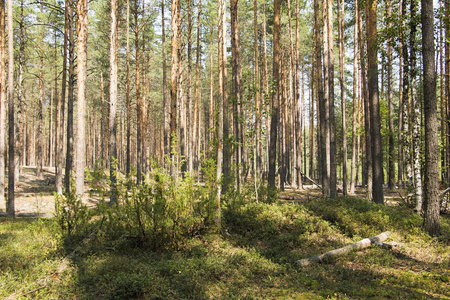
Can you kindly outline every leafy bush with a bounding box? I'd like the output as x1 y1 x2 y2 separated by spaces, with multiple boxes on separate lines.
55 182 90 240
55 160 222 251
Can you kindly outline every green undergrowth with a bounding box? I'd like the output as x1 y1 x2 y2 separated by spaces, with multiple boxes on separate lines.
1 195 449 299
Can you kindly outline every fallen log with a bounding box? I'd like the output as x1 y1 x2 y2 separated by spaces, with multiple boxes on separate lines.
279 195 303 201
296 231 391 267
300 173 322 189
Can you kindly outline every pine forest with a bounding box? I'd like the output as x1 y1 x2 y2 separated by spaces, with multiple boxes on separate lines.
0 0 449 298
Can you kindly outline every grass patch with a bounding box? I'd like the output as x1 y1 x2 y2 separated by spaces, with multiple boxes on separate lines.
1 196 449 299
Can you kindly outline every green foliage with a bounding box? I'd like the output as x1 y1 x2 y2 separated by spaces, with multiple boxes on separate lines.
1 194 449 299
54 162 221 251
55 181 90 240
303 196 428 239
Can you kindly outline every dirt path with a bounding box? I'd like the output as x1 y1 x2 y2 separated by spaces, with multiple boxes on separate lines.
0 167 99 217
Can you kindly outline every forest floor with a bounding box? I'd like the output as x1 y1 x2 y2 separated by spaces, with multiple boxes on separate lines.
0 167 449 299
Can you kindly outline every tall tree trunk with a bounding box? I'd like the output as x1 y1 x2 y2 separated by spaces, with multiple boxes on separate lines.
216 0 225 226
295 0 302 189
410 0 423 212
322 0 336 198
398 0 406 187
7 0 14 217
445 0 450 187
309 63 315 179
48 85 53 167
126 0 131 176
350 0 359 194
339 0 347 195
422 0 440 236
187 0 193 173
179 36 186 177
170 0 179 173
221 0 229 193
252 0 260 179
328 0 337 198
100 72 105 166
440 0 446 184
37 2 44 178
56 0 67 194
367 0 384 204
162 0 169 161
268 0 281 189
208 22 214 151
193 0 202 180
142 0 148 178
135 0 142 184
288 0 295 188
360 1 371 197
110 0 118 205
0 0 4 210
53 33 58 172
314 0 324 184
65 0 75 192
387 0 395 190
262 2 269 176
232 0 241 190
75 0 88 197
16 0 25 187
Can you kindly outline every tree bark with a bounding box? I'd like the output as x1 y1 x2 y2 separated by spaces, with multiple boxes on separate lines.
367 0 384 204
410 0 423 213
440 0 446 184
338 0 347 196
16 0 25 187
296 0 303 189
216 0 226 226
422 0 440 236
65 0 75 192
56 0 67 194
232 0 241 190
109 0 118 205
170 0 179 172
75 0 88 197
187 0 193 173
350 0 359 194
268 0 281 189
288 0 296 188
135 0 142 184
314 0 324 185
221 0 229 193
37 1 44 179
446 0 450 188
252 0 259 179
125 0 131 176
322 0 336 198
262 2 269 176
387 0 395 190
0 0 5 210
162 0 169 161
7 0 14 217
360 0 371 197
193 0 202 180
